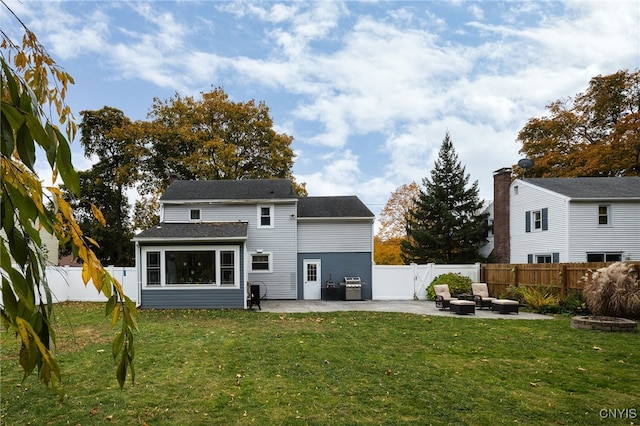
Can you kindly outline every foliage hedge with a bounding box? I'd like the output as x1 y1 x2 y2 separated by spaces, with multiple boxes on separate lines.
426 273 473 300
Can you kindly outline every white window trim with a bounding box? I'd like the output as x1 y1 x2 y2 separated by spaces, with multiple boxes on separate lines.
535 254 552 264
532 209 542 231
597 204 611 227
250 251 273 273
257 204 274 229
141 245 240 289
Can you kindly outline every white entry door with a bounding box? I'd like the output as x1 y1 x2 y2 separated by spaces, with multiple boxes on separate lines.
303 259 321 300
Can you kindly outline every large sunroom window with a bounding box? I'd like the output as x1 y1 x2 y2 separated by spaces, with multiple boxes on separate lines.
166 250 216 284
143 246 239 287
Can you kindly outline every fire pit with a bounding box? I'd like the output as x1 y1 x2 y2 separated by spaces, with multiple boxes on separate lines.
571 316 637 332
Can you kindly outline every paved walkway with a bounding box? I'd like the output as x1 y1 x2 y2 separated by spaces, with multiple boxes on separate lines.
256 300 553 320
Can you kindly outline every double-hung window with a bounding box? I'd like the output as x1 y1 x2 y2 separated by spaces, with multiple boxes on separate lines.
598 205 610 226
525 208 548 232
257 205 274 228
251 253 272 272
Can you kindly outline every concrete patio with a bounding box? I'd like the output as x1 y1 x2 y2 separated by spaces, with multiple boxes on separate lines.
255 299 553 320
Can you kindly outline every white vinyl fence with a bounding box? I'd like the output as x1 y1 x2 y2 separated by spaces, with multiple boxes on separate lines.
372 263 481 300
5 264 478 305
41 266 138 304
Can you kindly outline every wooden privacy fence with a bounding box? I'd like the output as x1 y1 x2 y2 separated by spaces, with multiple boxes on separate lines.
480 262 612 297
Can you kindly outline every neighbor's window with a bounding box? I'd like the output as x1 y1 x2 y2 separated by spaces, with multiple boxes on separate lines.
598 205 610 225
257 205 273 228
587 253 622 262
190 209 201 221
535 255 552 264
532 210 542 230
146 252 160 285
166 250 216 284
251 253 271 272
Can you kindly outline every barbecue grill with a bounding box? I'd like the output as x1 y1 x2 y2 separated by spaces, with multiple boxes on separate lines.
342 276 363 301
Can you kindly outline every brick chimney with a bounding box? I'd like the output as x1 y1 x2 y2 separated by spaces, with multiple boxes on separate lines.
492 168 512 263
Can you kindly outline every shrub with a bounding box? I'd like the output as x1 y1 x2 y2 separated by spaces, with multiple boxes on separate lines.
426 273 473 300
582 262 640 320
502 285 562 314
558 290 589 316
519 286 560 314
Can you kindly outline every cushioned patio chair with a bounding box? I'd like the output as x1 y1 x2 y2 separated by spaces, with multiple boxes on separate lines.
433 284 458 310
472 282 497 309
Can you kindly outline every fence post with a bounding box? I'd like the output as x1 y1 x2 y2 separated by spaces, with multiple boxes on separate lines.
560 264 567 296
512 264 518 287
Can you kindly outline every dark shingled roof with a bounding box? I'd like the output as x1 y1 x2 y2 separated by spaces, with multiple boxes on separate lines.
134 222 248 241
297 196 374 218
525 177 640 199
161 179 298 201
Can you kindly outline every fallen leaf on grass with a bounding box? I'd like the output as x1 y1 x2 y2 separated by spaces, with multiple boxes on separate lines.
529 382 539 387
593 346 602 351
89 407 99 416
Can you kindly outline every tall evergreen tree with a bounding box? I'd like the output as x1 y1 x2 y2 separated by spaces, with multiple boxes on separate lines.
401 132 489 264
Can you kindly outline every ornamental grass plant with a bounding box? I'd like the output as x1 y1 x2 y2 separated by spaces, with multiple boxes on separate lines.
2 302 639 425
582 261 640 320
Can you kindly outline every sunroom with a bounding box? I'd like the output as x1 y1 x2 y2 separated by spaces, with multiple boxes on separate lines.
133 222 248 309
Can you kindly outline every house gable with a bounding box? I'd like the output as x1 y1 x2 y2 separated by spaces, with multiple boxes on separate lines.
508 176 640 264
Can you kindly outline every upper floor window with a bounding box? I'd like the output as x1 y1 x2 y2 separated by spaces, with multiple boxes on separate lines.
598 205 610 225
525 208 548 232
190 209 201 221
257 205 274 228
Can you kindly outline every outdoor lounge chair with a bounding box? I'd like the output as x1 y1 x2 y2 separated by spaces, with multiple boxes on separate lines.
472 282 497 309
433 284 458 310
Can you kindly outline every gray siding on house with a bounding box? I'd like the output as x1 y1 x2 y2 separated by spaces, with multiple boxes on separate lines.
163 202 298 299
297 221 373 253
297 252 373 300
140 288 245 309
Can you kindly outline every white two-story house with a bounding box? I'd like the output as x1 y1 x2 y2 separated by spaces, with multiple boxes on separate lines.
133 179 374 309
506 176 640 263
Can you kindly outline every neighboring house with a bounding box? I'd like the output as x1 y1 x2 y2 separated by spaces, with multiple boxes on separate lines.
492 168 640 263
133 179 374 309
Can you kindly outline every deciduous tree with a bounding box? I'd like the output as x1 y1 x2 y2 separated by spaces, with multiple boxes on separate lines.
1 6 137 397
517 69 640 177
401 132 488 264
374 182 419 264
140 88 303 195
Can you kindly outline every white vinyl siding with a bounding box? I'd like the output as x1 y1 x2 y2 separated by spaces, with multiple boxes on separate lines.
568 201 640 262
298 221 373 253
510 181 567 264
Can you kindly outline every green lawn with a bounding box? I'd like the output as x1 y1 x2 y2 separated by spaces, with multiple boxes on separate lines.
1 303 638 425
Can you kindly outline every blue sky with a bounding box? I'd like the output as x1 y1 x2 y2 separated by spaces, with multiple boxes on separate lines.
3 0 639 221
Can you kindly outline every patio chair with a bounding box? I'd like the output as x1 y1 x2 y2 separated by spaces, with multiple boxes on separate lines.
433 284 458 310
472 282 497 309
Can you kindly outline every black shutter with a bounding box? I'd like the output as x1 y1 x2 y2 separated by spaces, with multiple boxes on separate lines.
527 254 533 263
552 252 559 263
525 211 531 232
542 208 548 231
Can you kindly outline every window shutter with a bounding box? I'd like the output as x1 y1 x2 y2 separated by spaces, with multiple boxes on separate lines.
552 252 559 263
527 254 533 263
542 208 548 231
525 211 531 232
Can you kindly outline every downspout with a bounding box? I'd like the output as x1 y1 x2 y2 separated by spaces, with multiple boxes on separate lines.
135 241 141 307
